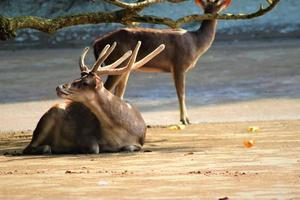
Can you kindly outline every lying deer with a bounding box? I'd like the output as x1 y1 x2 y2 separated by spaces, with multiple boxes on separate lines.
93 0 231 124
23 41 165 154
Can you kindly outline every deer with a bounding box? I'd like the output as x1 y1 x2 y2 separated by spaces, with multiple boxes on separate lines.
23 41 165 155
93 0 232 125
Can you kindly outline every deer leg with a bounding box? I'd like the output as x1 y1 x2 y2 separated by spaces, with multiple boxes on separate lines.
79 139 100 154
173 71 190 125
23 109 58 155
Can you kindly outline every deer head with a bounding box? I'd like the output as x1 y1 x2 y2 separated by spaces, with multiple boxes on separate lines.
56 41 165 102
195 0 232 13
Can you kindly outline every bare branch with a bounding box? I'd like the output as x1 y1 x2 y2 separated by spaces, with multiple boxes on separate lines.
175 0 280 26
103 0 187 10
0 9 132 40
0 0 280 41
133 0 281 28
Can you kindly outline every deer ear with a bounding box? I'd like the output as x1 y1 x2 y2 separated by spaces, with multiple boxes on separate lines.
219 0 231 10
195 0 206 9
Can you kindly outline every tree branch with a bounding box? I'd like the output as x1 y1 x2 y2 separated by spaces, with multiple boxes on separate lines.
0 0 280 41
176 0 281 26
103 0 187 10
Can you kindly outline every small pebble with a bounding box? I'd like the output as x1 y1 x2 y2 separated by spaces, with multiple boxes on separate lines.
98 181 108 186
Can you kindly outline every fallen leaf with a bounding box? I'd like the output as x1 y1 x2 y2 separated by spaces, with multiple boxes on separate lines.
247 126 260 132
184 152 194 156
218 197 229 200
168 124 186 130
244 139 255 148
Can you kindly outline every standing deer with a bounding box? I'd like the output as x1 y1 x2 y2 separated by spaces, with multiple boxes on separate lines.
23 41 165 154
93 0 231 125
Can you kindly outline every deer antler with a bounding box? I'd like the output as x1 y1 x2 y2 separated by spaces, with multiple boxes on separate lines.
102 42 165 98
133 44 165 70
97 41 142 76
79 45 115 73
79 41 136 76
98 44 111 59
91 42 117 73
100 51 133 71
97 41 166 75
79 47 90 72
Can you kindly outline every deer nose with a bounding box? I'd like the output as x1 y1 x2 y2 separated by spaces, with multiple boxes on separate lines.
56 85 62 93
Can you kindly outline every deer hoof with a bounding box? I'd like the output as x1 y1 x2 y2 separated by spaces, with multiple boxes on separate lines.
82 144 100 154
120 145 141 152
180 118 191 125
42 145 52 154
23 145 52 155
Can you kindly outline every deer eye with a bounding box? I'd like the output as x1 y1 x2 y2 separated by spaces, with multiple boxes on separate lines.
81 72 88 77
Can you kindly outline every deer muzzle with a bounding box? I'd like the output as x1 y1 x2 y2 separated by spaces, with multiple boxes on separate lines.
56 85 70 98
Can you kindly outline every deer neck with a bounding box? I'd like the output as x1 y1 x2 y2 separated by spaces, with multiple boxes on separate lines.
192 18 217 52
82 88 116 127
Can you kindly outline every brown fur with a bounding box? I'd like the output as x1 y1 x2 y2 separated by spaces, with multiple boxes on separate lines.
23 78 146 155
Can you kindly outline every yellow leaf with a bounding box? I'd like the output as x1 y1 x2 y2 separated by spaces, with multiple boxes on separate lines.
168 124 186 130
247 126 260 132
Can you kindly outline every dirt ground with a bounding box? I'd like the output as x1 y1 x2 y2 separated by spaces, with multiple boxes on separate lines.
0 120 299 199
0 39 299 199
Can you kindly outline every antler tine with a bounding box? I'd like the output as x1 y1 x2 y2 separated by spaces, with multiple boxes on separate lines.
90 44 110 72
125 41 141 71
97 41 142 76
91 42 117 73
99 50 132 71
133 44 165 70
79 47 90 72
99 44 111 58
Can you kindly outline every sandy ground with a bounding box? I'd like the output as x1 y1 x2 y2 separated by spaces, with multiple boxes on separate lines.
0 39 299 199
1 98 300 131
0 120 300 199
